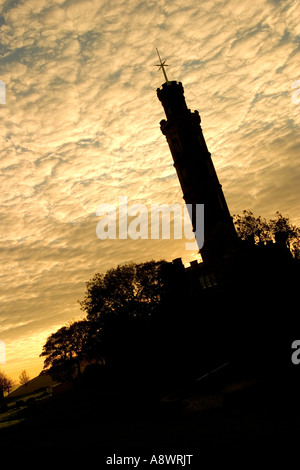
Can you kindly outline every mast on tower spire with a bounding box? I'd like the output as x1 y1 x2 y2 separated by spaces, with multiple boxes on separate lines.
155 48 170 84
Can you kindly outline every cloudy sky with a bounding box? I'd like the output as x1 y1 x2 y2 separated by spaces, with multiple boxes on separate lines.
0 0 299 382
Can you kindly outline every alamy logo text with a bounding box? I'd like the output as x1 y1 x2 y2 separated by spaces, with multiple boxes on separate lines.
96 197 204 251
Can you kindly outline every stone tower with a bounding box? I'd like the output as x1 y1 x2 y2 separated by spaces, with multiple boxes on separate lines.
156 69 237 264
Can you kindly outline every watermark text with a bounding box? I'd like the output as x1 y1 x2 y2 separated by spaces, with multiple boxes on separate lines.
292 80 300 105
0 81 5 104
291 340 300 364
0 340 5 364
96 197 204 251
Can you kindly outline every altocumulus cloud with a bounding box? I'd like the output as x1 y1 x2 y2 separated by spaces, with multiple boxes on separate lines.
0 0 299 379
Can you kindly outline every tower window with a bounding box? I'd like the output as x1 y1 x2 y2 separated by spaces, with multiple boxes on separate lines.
199 273 217 289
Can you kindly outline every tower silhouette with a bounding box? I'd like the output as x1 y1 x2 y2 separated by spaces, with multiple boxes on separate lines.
156 56 237 264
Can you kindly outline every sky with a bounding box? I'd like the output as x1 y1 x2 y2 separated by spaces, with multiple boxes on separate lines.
0 0 299 383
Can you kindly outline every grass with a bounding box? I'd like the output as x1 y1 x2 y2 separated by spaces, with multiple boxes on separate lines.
0 366 300 465
0 407 26 429
0 386 54 429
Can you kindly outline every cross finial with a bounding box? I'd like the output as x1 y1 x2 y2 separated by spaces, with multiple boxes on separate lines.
155 48 170 83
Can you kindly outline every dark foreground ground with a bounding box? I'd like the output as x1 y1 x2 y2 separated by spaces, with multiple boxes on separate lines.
1 365 300 467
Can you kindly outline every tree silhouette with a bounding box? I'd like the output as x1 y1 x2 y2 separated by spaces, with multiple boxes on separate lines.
79 260 167 323
40 260 183 389
40 320 90 381
233 210 300 258
19 370 30 387
0 370 14 400
233 210 271 244
270 212 300 257
78 260 173 387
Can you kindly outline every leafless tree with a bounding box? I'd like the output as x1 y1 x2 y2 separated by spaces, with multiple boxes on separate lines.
19 369 30 387
0 370 14 399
